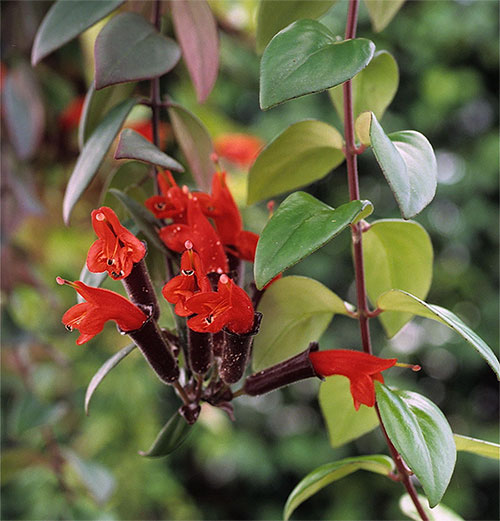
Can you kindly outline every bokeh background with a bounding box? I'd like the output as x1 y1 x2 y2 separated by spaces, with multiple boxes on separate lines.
1 1 498 520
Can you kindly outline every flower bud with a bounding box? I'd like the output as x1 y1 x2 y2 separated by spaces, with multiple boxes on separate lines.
179 403 201 425
187 328 213 375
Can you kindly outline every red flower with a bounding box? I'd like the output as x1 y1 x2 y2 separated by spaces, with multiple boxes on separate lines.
162 241 211 316
185 274 254 334
59 96 85 130
309 350 397 411
214 133 264 167
57 277 147 345
86 207 146 280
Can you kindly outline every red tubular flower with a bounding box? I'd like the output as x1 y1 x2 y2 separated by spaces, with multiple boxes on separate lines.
86 206 146 280
309 350 397 411
185 274 254 334
214 133 264 167
57 277 147 345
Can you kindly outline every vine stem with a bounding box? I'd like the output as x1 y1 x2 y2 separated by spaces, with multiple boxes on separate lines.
342 2 428 520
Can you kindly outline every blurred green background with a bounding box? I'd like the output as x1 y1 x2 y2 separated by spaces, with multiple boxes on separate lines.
1 1 498 519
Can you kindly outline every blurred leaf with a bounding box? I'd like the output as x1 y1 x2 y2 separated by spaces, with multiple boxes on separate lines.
167 102 214 192
94 12 180 89
10 394 67 435
364 0 405 32
63 98 137 224
330 50 399 121
0 448 49 485
115 129 184 171
247 120 344 205
255 0 336 54
376 385 456 507
171 0 219 103
31 0 124 65
3 64 45 160
85 343 136 415
260 20 375 109
284 455 394 520
254 193 371 289
377 290 500 380
253 276 350 371
364 220 433 337
139 411 193 458
399 494 464 521
454 434 500 460
319 376 379 448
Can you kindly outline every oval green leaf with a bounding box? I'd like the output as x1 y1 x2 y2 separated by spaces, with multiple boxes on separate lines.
364 220 433 337
253 276 351 371
167 103 214 192
31 0 124 65
247 120 344 205
377 289 500 380
319 376 379 448
284 454 394 520
256 0 336 54
260 20 375 109
95 12 181 89
85 343 136 415
115 128 184 171
454 434 500 460
399 494 464 521
330 50 399 121
376 384 456 508
364 0 405 33
139 411 193 458
63 97 137 224
254 192 372 289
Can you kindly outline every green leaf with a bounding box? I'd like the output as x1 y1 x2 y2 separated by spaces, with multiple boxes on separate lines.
247 120 344 205
253 276 352 371
167 103 214 192
399 493 464 521
10 394 67 435
284 455 394 520
139 411 193 457
377 290 500 380
1 449 49 485
363 220 433 337
94 12 181 89
254 192 372 289
255 0 336 54
85 343 136 415
454 434 500 460
115 129 184 171
260 20 375 110
31 0 124 65
319 376 379 448
368 112 437 219
364 0 405 33
376 385 456 507
63 97 137 224
330 50 399 121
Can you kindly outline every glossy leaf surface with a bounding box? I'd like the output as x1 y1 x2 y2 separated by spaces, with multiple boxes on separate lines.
377 290 500 379
319 376 379 448
247 120 344 205
254 192 372 289
95 12 181 89
376 385 456 507
115 129 184 171
284 455 393 520
399 494 464 521
364 220 433 337
260 20 375 109
253 276 350 371
364 0 405 32
85 344 136 415
31 0 124 65
63 98 137 224
139 411 192 457
454 434 500 460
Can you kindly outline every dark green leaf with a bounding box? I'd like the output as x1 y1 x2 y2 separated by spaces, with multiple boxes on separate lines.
284 455 393 520
139 411 193 457
454 434 500 460
376 385 456 507
399 493 464 521
247 120 344 205
95 12 181 89
63 98 137 224
377 290 500 380
31 0 124 65
10 394 67 435
254 192 372 289
364 0 405 32
260 20 375 109
85 343 136 415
